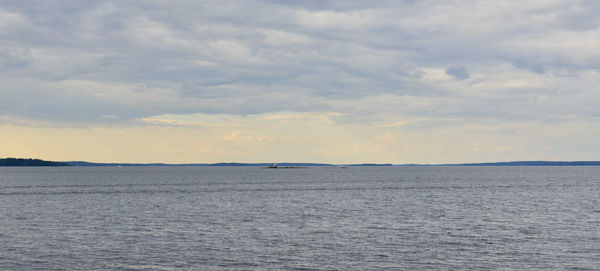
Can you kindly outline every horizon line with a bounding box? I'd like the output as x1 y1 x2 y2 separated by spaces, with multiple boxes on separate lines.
3 158 600 166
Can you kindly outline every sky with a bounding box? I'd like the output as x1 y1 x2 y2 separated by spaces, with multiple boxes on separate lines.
1 0 600 164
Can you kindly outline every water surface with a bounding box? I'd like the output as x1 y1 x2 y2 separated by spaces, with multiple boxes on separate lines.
1 166 599 270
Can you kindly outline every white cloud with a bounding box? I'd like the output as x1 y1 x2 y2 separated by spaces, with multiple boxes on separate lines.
0 9 29 29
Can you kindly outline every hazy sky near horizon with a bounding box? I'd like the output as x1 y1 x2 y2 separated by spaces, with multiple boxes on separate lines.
1 0 600 163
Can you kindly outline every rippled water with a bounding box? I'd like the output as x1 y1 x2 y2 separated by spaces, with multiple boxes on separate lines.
1 166 599 270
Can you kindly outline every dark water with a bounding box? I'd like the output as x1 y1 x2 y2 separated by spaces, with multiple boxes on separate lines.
1 166 599 270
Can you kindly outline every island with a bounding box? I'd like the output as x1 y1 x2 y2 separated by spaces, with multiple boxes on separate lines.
0 158 70 166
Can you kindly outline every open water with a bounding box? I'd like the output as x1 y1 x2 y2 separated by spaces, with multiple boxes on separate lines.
1 166 599 270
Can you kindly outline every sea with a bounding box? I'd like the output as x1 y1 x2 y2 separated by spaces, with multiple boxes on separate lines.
1 166 599 270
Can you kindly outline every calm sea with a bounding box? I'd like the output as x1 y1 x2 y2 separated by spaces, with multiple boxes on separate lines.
1 166 599 270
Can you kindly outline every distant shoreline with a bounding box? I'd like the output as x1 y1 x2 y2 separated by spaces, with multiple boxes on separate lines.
0 158 69 167
2 158 600 167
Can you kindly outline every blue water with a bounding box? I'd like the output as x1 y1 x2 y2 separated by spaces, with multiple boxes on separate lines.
1 166 599 270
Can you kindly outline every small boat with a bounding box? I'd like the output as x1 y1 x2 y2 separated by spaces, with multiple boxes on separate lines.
268 163 278 168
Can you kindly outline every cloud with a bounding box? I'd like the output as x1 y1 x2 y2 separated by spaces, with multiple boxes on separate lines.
0 0 599 129
445 66 470 80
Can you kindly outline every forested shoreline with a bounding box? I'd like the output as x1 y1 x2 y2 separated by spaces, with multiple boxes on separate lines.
0 158 69 166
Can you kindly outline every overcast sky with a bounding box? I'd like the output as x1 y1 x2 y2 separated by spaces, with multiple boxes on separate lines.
1 0 599 163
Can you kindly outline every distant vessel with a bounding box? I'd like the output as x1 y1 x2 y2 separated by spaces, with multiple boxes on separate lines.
264 163 305 169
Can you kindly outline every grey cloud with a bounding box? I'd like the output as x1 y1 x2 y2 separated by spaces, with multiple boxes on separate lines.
0 0 599 125
559 0 600 30
0 47 31 69
445 66 470 80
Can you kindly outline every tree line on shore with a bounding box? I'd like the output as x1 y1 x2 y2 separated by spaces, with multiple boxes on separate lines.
0 158 69 166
